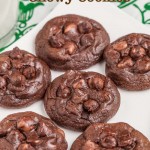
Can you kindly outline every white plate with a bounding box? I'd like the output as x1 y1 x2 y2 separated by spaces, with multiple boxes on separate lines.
3 1 150 149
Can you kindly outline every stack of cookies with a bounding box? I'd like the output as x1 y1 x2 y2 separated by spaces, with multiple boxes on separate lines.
0 14 149 149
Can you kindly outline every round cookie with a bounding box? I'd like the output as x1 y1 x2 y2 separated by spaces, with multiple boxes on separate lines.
0 47 51 108
104 33 150 91
0 111 68 150
44 70 120 131
71 122 150 150
35 14 110 70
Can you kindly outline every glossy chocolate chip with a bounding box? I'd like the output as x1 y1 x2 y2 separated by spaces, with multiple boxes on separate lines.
73 79 87 89
117 57 134 68
57 86 71 98
113 41 128 51
78 21 93 34
64 42 76 55
23 67 36 79
9 72 26 87
84 99 99 112
10 47 23 59
130 46 146 59
18 144 35 150
88 77 104 90
64 23 78 36
80 33 94 46
49 35 65 48
0 56 11 74
101 136 117 148
0 77 6 89
134 57 150 73
17 117 38 132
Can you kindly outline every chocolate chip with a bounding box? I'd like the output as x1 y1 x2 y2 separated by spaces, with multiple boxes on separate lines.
103 92 113 104
78 21 93 34
142 41 150 49
57 86 71 98
106 50 120 64
64 23 78 35
49 35 65 48
26 131 42 146
11 60 24 69
6 130 25 148
118 131 134 147
130 46 146 59
24 54 35 63
10 47 23 59
120 48 130 57
117 57 134 68
64 42 76 55
37 122 52 137
84 99 99 112
101 136 117 148
0 77 6 89
82 140 99 150
17 117 38 132
72 89 88 104
80 33 94 46
88 77 104 90
49 25 61 36
18 143 35 150
134 58 150 73
73 79 87 89
23 67 36 79
113 41 128 51
0 56 11 74
66 101 81 116
9 72 26 87
42 138 57 150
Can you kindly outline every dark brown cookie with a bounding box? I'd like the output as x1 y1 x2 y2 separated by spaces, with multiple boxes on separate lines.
104 33 150 91
44 70 120 131
35 14 110 70
71 122 150 150
0 47 51 108
0 111 68 150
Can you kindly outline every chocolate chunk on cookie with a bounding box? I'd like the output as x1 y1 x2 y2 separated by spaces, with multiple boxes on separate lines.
104 33 150 91
71 122 150 150
0 47 51 108
0 111 67 150
44 70 120 131
35 14 110 70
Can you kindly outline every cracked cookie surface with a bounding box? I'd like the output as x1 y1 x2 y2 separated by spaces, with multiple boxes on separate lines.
71 122 150 150
0 47 51 108
104 33 150 91
0 111 67 150
44 70 120 131
35 14 110 70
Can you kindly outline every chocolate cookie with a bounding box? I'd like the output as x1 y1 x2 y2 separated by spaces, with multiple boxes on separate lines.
104 33 150 91
71 122 150 150
44 70 120 131
0 47 51 108
0 111 68 150
35 14 110 70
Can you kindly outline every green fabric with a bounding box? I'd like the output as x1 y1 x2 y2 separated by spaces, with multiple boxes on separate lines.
0 0 44 51
117 0 150 24
0 0 150 51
